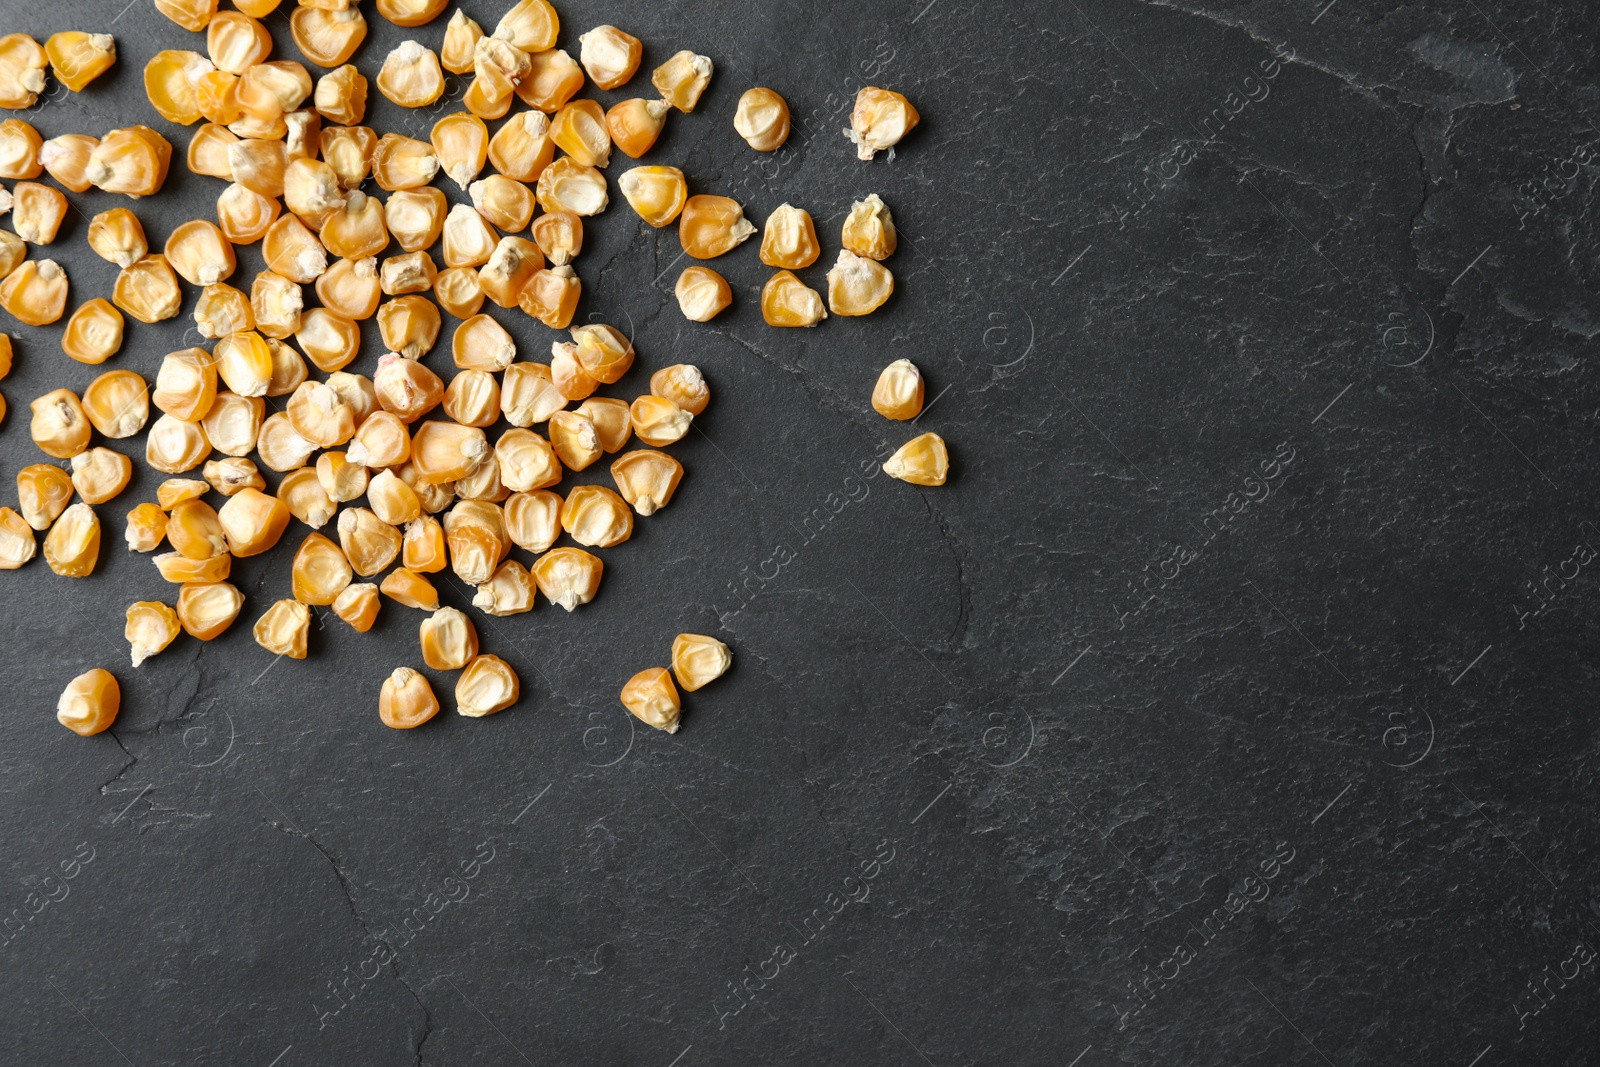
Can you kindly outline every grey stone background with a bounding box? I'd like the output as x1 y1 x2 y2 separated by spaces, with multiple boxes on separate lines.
2 0 1597 1064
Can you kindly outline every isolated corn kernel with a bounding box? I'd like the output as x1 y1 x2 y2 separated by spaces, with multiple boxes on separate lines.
316 257 381 320
425 269 477 322
44 502 101 578
550 343 598 402
441 204 497 269
629 395 692 447
256 412 315 472
472 559 536 616
374 298 439 362
883 432 949 486
872 359 923 420
219 487 289 557
501 491 558 553
734 87 789 151
329 370 379 426
680 195 756 259
419 606 477 669
30 388 91 459
337 507 402 577
380 667 440 728
70 448 133 505
760 204 820 270
456 655 519 716
0 233 20 279
578 25 641 90
403 513 447 573
333 582 380 632
0 121 44 180
0 507 36 569
621 668 680 732
126 602 181 667
261 216 326 285
112 256 181 325
487 111 554 185
204 456 264 497
611 449 683 515
653 50 713 113
606 98 669 159
46 31 116 92
1 260 68 326
282 158 345 228
518 266 581 328
216 330 273 397
841 193 897 260
295 309 360 372
291 4 368 68
675 266 732 322
547 410 601 470
618 166 687 228
672 634 733 691
57 669 119 736
563 324 630 385
516 47 583 111
208 12 271 75
18 465 74 531
536 156 608 216
495 428 561 491
40 134 99 192
156 0 219 33
226 137 285 198
827 250 895 316
157 479 208 510
11 183 67 245
61 300 125 366
254 599 310 659
373 133 440 191
762 270 826 327
0 34 48 110
650 365 710 416
848 87 920 160
321 124 376 189
495 0 559 50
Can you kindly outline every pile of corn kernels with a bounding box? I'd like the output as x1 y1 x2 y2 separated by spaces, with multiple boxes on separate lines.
0 0 949 740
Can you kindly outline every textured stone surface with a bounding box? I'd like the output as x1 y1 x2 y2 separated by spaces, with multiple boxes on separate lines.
4 0 1599 1064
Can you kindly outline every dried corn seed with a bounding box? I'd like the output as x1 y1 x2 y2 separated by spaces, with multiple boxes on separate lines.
377 0 448 28
313 451 367 505
734 87 789 151
381 566 438 610
61 300 125 366
167 499 227 561
201 391 265 456
0 506 36 568
282 158 346 227
680 195 755 259
629 394 692 447
403 513 446 572
369 468 423 525
40 134 99 192
194 283 254 339
195 70 243 126
18 465 74 530
374 296 440 361
156 0 219 32
428 268 480 321
606 98 669 158
412 420 490 485
313 257 380 320
254 599 310 658
549 99 610 169
463 71 514 120
502 490 559 553
620 667 680 732
145 49 213 125
443 369 500 428
560 484 633 548
208 12 271 75
469 559 534 616
841 194 897 261
531 547 599 611
320 124 376 189
70 448 133 505
30 388 90 459
87 125 172 198
278 467 335 528
285 109 321 166
125 504 169 552
1 260 68 326
442 203 498 269
219 487 289 556
224 137 285 198
264 339 307 398
88 208 147 269
217 183 279 244
378 41 445 108
495 427 561 491
431 112 489 191
526 214 578 268
291 4 367 68
474 33 530 88
215 330 273 397
827 249 894 316
311 65 367 127
240 60 313 116
152 348 218 422
57 669 120 736
674 266 732 322
126 602 180 667
233 0 280 14
46 31 115 92
568 323 633 384
441 10 482 74
575 397 632 453
0 232 20 278
516 47 582 111
204 456 264 496
155 550 231 583
610 449 683 515
550 342 598 402
379 250 437 297
872 359 923 420
113 255 181 324
250 271 303 339
345 411 408 469
322 190 389 260
295 308 360 371
157 479 208 509
373 133 439 191
849 87 920 160
536 156 608 216
398 461 454 513
382 193 444 260
548 409 602 470
256 411 315 471
618 165 687 228
284 380 353 448
759 203 820 270
338 506 402 576
443 499 508 584
333 582 380 631
44 502 101 577
261 214 327 283
672 633 732 691
761 270 826 327
653 50 713 113
0 120 43 180
466 176 532 233
650 364 710 416
518 266 581 329
477 237 542 309
146 414 212 474
456 655 519 716
419 605 477 669
328 370 379 425
10 182 66 244
0 34 48 109
451 314 515 372
883 432 949 486
380 667 440 728
166 220 237 287
494 0 559 50
578 25 641 90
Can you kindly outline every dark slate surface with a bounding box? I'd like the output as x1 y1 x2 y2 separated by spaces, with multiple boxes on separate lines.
4 0 1599 1064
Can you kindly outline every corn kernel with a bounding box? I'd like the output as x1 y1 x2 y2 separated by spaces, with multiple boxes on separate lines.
256 411 315 471
336 506 400 576
202 391 265 456
18 464 74 530
841 193 897 261
872 359 923 420
621 667 680 732
672 634 732 691
548 99 610 170
517 266 581 328
495 0 559 50
291 5 367 68
450 314 514 372
216 330 273 397
238 60 312 122
204 456 264 496
761 269 826 327
195 70 243 126
0 232 20 279
373 133 439 191
320 124 376 189
164 220 236 287
219 487 289 556
44 502 101 577
486 112 553 186
377 0 447 27
70 447 132 505
282 380 350 448
368 469 421 526
479 236 543 308
89 126 172 198
145 50 213 126
344 411 407 469
536 156 608 216
60 299 124 366
440 10 482 74
57 669 120 736
380 251 437 297
281 158 345 228
548 410 601 470
46 31 115 92
223 137 283 197
30 388 90 459
517 48 583 112
440 204 496 269
40 134 99 192
9 182 66 246
208 12 271 75
377 41 444 108
125 504 168 553
575 397 633 453
254 599 310 658
680 195 755 259
412 420 490 485
883 431 949 486
262 215 326 284
653 50 713 112
422 113 486 193
111 255 180 325
618 165 687 228
827 249 894 316
463 72 514 122
550 342 598 402
86 209 145 270
502 490 559 553
466 559 532 616
0 120 43 180
194 283 254 339
456 655 519 716
311 257 378 320
849 86 920 160
578 25 641 90
156 0 219 32
629 394 692 447
378 566 436 610
167 499 227 561
559 485 633 548
495 427 561 491
650 364 710 416
430 266 482 320
126 602 180 667
295 308 360 371
468 175 534 234
157 479 208 510
443 499 508 583
322 190 389 260
733 87 789 151
403 513 447 572
328 370 379 426
756 203 818 270
527 214 580 269
398 461 454 513
285 109 322 163
1 259 68 326
610 449 683 515
674 266 732 322
0 506 36 569
333 582 380 631
145 414 211 474
419 605 477 669
606 98 670 159
457 453 508 503
380 667 440 728
150 349 215 424
278 467 335 527
214 184 277 244
250 271 302 339
375 296 441 361
309 66 365 128
0 34 48 109
315 451 368 504
378 195 443 262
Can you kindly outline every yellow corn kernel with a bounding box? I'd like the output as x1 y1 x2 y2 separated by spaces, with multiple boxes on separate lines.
440 10 482 74
563 324 630 386
215 330 273 397
559 484 633 548
165 220 236 287
253 599 310 658
549 342 597 402
291 4 367 69
44 502 101 577
201 391 265 456
487 112 553 185
88 208 148 269
504 490 560 553
872 359 924 420
281 108 318 167
87 126 171 198
380 251 438 297
883 432 949 486
251 271 303 338
314 257 380 320
283 380 352 448
207 11 271 75
569 399 626 455
381 566 438 610
167 499 227 561
112 255 181 325
653 50 713 113
517 266 580 329
216 183 279 244
10 182 66 245
479 237 543 309
238 59 313 117
195 70 243 126
126 602 181 667
18 464 74 530
145 50 213 126
30 388 90 459
39 134 98 193
70 447 132 505
759 203 820 270
495 0 559 50
474 29 531 87
399 460 455 513
441 203 498 269
650 365 710 417
377 0 448 27
152 349 217 421
292 531 353 606
495 366 557 429
434 265 485 319
46 31 115 92
577 25 641 90
218 487 289 556
337 506 402 576
377 41 444 108
431 112 488 191
0 120 43 180
456 655 519 716
60 299 124 366
78 369 147 443
380 667 440 728
550 99 611 169
547 410 601 471
262 215 326 284
383 192 445 258
680 195 756 259
620 667 680 732
617 165 687 228
156 0 219 32
469 175 534 233
494 428 561 491
281 158 345 228
57 669 120 736
278 466 335 527
451 314 515 372
607 98 669 159
204 456 265 496
328 369 379 425
841 195 897 262
610 449 683 515
295 309 359 372
347 412 410 471
403 513 447 572
125 502 169 553
762 270 826 327
672 633 732 691
373 133 440 192
374 296 439 361
0 34 48 109
158 479 208 510
849 86 920 160
0 232 20 279
443 499 508 582
194 283 254 339
312 64 367 127
457 456 504 505
368 468 422 525
536 156 608 216
530 547 599 611
733 87 789 151
320 124 376 189
0 505 36 569
321 191 388 260
674 266 732 322
466 559 532 616
315 451 368 504
146 414 212 473
1 260 68 326
419 605 477 669
827 250 894 316
462 72 512 121
411 420 490 485
516 47 582 111
333 582 380 631
629 394 692 448
530 212 582 267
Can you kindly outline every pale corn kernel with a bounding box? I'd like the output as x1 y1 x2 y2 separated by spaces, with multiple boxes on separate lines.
194 283 254 339
412 420 489 484
403 513 447 572
610 449 683 515
11 182 67 245
62 299 125 366
70 448 133 505
378 41 445 108
432 112 489 190
872 359 924 420
166 220 237 287
464 76 513 121
57 669 120 736
442 203 499 269
201 391 265 456
419 605 478 669
30 388 90 459
560 485 633 548
219 487 289 556
0 232 21 278
380 250 438 297
849 87 920 160
576 397 633 453
651 364 710 416
761 270 827 327
18 464 74 530
125 503 168 552
531 546 600 611
254 599 310 658
516 48 583 112
494 0 560 51
618 165 687 228
285 380 354 448
380 667 440 729
733 87 789 151
328 370 379 425
0 506 36 569
550 343 598 402
517 266 580 329
630 395 692 447
473 34 530 92
145 49 213 126
46 32 116 92
827 249 895 316
548 410 601 471
255 411 315 471
155 548 229 582
471 560 535 616
884 432 949 486
292 531 353 605
347 410 411 468
251 271 303 338
488 111 554 184
283 157 347 227
434 265 485 319
278 467 335 528
239 60 314 116
217 183 280 244
226 136 286 197
315 451 368 503
536 157 608 216
672 634 732 691
337 506 402 576
44 502 101 578
680 195 756 259
0 34 48 110
322 190 389 260
551 99 612 168
88 209 148 269
156 0 219 32
208 12 272 75
469 175 534 232
452 314 516 372
377 0 448 28
456 655 519 716
86 126 172 198
315 257 381 320
0 120 42 179
204 456 265 496
1 260 69 326
369 469 423 525
266 339 308 397
167 499 227 561
606 98 670 158
569 323 634 385
157 479 208 510
286 109 322 165
380 566 438 609
760 204 821 270
215 330 273 397
479 237 544 308
313 65 367 127
291 4 368 69
126 602 180 668
578 26 641 90
443 499 508 584
498 365 560 428
842 194 897 261
113 255 182 324
386 188 447 254
441 11 482 74
531 212 582 266
454 453 508 502
494 427 561 491
620 667 680 732
321 124 377 189
443 369 500 428
675 266 732 322
376 296 441 360
333 582 380 631
295 308 360 372
504 490 560 553
398 461 455 513
373 134 439 191
262 214 327 283
152 349 217 422
653 50 713 113
195 70 243 126
40 134 100 193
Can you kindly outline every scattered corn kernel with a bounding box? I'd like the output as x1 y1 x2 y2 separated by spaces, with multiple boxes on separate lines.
18 464 74 531
883 431 949 486
548 409 601 470
156 0 219 33
653 50 712 112
518 265 581 328
338 506 403 576
872 359 923 420
842 193 897 260
89 209 148 268
47 32 116 92
675 266 732 322
420 605 478 669
621 667 680 732
532 546 602 611
291 532 352 606
381 567 439 610
144 49 212 126
472 560 535 616
373 133 440 190
44 502 101 578
610 449 683 515
1 259 69 326
618 165 687 227
734 87 789 151
578 25 641 90
479 236 544 308
61 299 125 366
114 255 182 324
380 667 440 729
195 282 255 339
0 34 48 110
495 427 561 490
607 98 669 158
761 269 826 327
57 669 119 736
378 41 445 108
456 654 519 716
680 195 755 259
333 582 380 631
848 86 920 160
560 485 633 548
314 64 367 126
672 634 732 691
440 10 482 74
827 249 894 316
0 120 44 180
30 388 91 459
651 364 710 416
629 394 692 447
204 456 265 497
70 448 133 505
403 514 447 572
146 413 212 473
516 47 583 111
254 599 310 658
760 203 820 270
0 506 36 569
291 4 368 68
536 156 608 216
125 503 169 553
126 602 181 667
40 134 99 192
